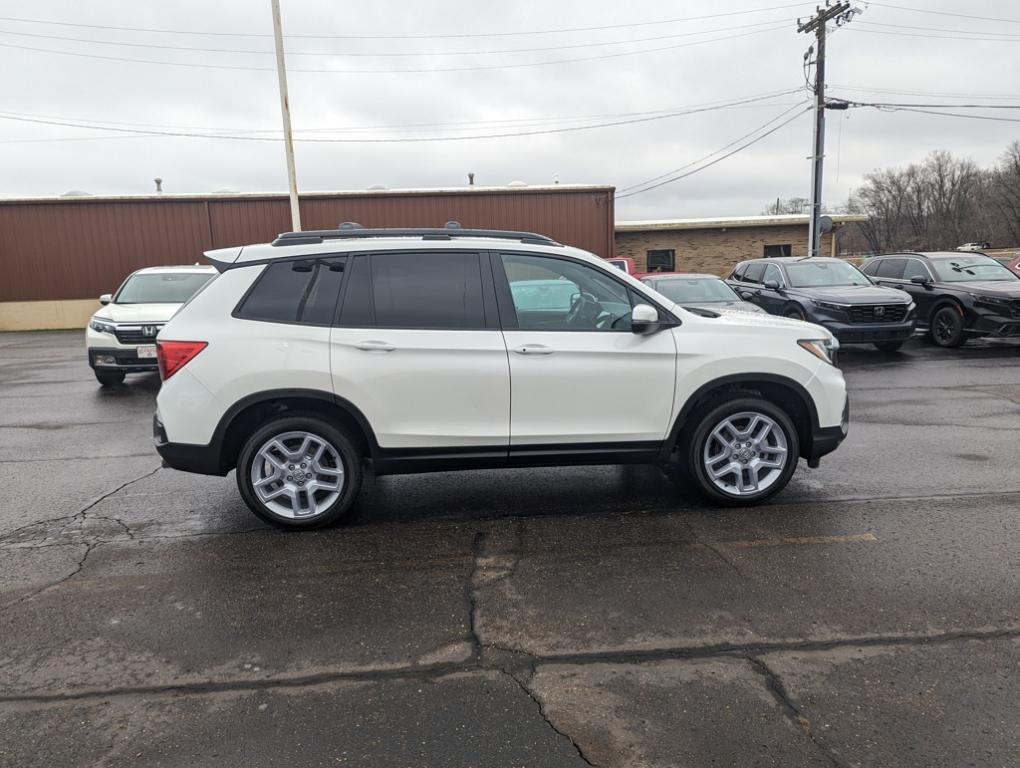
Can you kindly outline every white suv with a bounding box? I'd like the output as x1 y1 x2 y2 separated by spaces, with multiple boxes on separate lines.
86 265 217 386
154 227 848 529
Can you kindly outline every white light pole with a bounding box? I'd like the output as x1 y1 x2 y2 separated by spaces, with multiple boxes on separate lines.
271 0 301 231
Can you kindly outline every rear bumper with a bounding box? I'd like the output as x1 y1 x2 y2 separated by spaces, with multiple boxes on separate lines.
807 395 849 468
153 414 227 476
89 347 158 373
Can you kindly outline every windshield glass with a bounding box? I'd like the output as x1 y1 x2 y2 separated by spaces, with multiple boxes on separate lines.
930 256 1019 283
784 261 871 288
649 277 739 303
114 272 214 304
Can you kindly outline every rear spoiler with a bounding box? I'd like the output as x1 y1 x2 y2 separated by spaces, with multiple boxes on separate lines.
204 246 243 273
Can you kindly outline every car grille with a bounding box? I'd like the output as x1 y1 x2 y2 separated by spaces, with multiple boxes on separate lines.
1010 300 1020 319
113 325 163 344
848 304 908 324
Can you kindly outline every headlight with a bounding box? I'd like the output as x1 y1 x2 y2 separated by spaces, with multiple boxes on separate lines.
810 299 850 312
798 337 840 366
89 319 116 334
968 293 1010 306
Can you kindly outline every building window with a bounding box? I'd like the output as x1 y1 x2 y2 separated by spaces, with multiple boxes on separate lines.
764 244 792 258
646 249 675 272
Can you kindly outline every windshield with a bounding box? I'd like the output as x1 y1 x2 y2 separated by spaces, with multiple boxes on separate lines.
649 277 739 303
114 272 214 304
930 256 1018 283
784 261 871 288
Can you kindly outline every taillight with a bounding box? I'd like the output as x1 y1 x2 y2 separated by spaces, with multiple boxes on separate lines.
157 341 207 381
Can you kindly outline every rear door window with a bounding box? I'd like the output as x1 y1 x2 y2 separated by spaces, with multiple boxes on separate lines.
338 251 486 329
876 258 906 279
235 257 346 325
743 263 766 284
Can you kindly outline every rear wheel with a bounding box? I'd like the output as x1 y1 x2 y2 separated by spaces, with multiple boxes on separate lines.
682 397 800 506
237 414 363 530
874 340 905 352
930 305 966 348
94 369 125 386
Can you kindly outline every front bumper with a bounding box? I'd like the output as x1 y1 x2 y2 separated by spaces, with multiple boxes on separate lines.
818 320 915 344
88 346 158 373
967 311 1020 338
807 395 850 468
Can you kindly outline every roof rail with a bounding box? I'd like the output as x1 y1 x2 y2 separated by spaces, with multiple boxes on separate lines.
270 228 562 247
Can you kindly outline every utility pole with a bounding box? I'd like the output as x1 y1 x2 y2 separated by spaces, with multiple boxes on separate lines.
271 0 301 232
797 2 858 257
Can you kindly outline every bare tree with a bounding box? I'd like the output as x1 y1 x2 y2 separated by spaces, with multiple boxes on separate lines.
761 197 809 215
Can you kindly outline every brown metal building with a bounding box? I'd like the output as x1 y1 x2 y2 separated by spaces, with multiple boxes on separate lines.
0 184 614 309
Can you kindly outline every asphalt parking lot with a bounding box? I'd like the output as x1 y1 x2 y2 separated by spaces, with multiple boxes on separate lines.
2 330 1020 767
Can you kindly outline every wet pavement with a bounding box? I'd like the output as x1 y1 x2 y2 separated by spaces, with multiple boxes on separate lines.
1 330 1019 767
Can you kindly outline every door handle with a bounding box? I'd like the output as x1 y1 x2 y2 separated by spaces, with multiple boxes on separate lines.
511 344 554 355
355 340 396 352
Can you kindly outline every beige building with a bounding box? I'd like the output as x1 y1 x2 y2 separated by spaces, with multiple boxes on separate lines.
615 214 867 276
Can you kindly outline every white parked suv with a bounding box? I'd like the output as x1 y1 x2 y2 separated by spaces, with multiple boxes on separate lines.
86 265 217 386
154 226 848 529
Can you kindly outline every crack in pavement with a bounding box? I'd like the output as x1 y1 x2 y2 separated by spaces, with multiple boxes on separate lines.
3 627 1018 704
748 656 850 768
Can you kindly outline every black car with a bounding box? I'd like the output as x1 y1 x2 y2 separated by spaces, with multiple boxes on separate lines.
640 273 768 314
725 257 915 351
860 252 1020 347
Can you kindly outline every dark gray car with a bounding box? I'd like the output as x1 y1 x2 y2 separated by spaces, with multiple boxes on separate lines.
640 273 767 315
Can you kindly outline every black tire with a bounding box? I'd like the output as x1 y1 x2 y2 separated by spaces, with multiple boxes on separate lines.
94 369 125 386
236 414 363 530
874 340 905 353
783 306 807 321
681 396 800 507
929 305 967 348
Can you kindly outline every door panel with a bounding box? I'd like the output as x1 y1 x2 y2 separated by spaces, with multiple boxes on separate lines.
330 251 509 450
497 252 677 446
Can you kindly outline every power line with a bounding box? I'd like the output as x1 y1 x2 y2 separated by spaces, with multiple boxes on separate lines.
829 84 1020 100
0 18 793 58
843 27 1020 43
865 2 1020 25
616 106 812 199
0 4 813 40
0 25 788 73
845 105 1020 124
837 100 1020 109
853 20 1020 38
617 101 809 193
0 92 805 144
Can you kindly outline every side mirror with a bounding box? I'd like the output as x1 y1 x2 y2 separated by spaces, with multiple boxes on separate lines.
631 303 660 334
740 291 754 301
763 280 783 292
910 275 931 287
99 293 112 305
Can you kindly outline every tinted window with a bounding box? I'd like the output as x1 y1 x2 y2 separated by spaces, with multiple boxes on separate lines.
876 258 906 279
648 277 739 303
902 259 931 281
743 263 766 284
370 251 485 328
860 259 881 277
763 264 785 286
930 255 1019 283
785 261 870 287
115 272 213 304
237 257 345 325
764 244 792 258
503 254 639 331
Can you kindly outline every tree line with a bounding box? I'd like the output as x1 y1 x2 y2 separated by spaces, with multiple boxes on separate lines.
765 141 1020 255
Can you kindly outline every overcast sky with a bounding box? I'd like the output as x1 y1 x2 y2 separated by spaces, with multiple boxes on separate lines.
1 0 1017 220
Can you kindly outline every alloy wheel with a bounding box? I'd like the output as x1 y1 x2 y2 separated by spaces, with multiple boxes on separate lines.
249 431 345 519
702 411 789 496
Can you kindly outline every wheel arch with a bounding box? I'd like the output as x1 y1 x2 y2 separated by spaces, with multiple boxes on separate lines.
660 374 819 463
214 389 378 474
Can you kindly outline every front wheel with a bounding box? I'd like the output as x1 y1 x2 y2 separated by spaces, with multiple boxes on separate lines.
237 415 363 530
94 369 125 386
783 306 807 321
683 397 800 506
930 306 966 348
